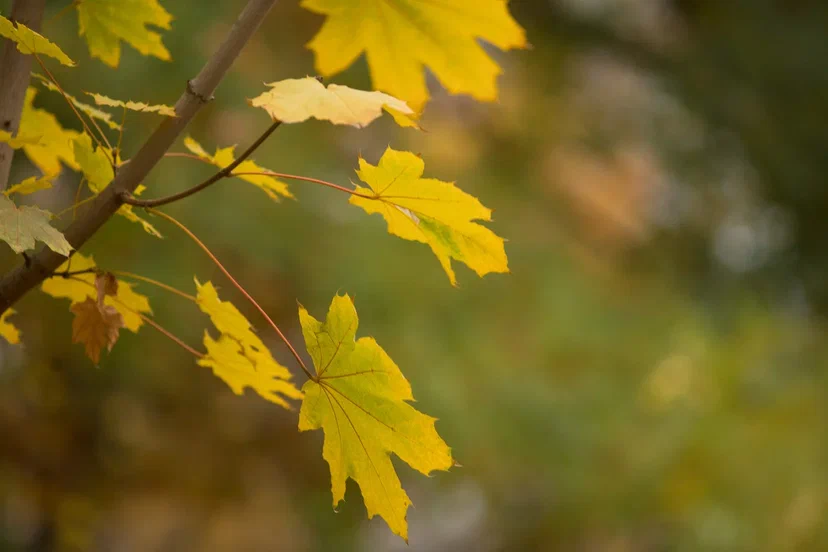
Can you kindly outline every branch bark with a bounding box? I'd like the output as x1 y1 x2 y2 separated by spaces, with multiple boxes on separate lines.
0 0 46 191
0 0 279 315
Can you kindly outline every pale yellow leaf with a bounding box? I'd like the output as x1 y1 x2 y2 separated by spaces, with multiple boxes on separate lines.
86 92 175 117
73 133 114 192
18 88 80 175
0 195 72 255
33 74 122 130
249 77 418 128
4 176 53 196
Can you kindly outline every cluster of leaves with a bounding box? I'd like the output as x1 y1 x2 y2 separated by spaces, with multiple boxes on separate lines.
0 0 525 540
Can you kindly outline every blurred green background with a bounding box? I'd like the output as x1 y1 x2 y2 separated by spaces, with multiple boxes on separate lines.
1 0 826 550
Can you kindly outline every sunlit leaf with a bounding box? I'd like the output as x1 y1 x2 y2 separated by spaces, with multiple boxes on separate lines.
86 92 175 117
301 0 527 110
183 136 292 201
0 14 74 66
249 77 418 128
350 148 509 285
0 130 41 149
41 254 152 333
73 133 114 192
0 310 21 344
0 195 72 255
75 0 173 68
18 88 80 175
195 279 302 408
298 294 452 540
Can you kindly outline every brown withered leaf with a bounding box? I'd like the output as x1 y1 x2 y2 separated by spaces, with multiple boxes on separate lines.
70 297 124 364
95 272 118 302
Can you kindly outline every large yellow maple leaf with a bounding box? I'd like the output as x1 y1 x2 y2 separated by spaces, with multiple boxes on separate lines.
18 88 79 176
301 0 527 110
75 0 173 68
298 294 453 541
350 147 509 285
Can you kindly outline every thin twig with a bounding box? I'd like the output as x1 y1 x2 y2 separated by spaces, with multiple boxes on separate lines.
112 271 197 302
121 121 282 208
149 208 315 381
233 170 374 198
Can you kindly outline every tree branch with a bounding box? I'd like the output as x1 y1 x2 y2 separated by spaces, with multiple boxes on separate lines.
121 120 282 208
0 0 280 315
0 0 46 191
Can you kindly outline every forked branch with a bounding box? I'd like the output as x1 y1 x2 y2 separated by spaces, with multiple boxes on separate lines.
0 0 280 315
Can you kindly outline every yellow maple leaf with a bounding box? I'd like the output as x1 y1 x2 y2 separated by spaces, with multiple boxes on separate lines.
0 130 42 149
350 148 509 285
249 77 418 128
298 294 452 541
0 195 72 256
301 0 527 110
0 310 21 345
0 14 75 66
73 133 114 192
18 88 80 175
85 92 175 117
75 0 173 68
183 136 292 201
41 254 152 333
195 279 302 408
4 176 53 196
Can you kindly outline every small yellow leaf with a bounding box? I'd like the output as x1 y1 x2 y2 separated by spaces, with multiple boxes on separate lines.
117 204 162 238
183 136 292 201
85 92 175 117
75 0 173 68
301 0 527 110
350 148 509 285
0 130 41 149
33 75 122 130
0 195 72 255
4 176 53 196
73 133 114 193
249 77 418 128
19 88 80 175
298 294 452 540
0 15 75 66
41 254 152 333
0 310 21 344
195 279 302 408
70 296 124 363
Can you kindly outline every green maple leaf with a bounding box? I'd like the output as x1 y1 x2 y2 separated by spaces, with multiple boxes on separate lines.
298 294 453 541
0 195 71 256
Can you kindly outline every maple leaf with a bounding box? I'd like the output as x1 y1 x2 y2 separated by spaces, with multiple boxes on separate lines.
0 310 21 345
183 136 292 201
350 148 509 285
0 130 41 149
73 133 114 192
298 294 452 541
18 88 80 175
33 75 122 130
249 77 418 128
195 280 302 408
0 14 75 66
0 195 72 256
301 0 527 110
41 254 152 333
75 0 173 68
86 92 175 117
4 176 53 197
70 274 124 363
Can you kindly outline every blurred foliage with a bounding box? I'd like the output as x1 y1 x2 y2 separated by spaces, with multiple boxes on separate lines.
0 0 826 550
